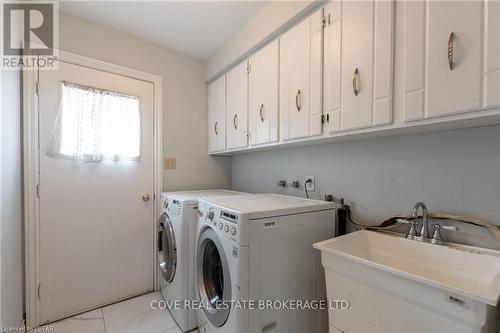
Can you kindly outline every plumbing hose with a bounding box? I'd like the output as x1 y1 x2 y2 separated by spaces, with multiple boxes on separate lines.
347 208 500 242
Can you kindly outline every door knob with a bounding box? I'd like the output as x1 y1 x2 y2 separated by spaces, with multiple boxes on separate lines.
142 194 151 202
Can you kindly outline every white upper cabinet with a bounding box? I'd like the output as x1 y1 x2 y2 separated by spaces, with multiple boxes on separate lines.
226 61 249 150
208 0 500 155
323 1 342 133
248 40 279 146
403 1 488 121
208 75 226 153
485 0 500 109
280 9 323 141
323 0 394 133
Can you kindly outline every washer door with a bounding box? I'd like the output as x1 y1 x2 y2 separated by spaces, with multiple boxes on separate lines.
197 227 232 327
157 213 177 283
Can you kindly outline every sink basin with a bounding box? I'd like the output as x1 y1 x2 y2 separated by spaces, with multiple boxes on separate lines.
314 230 500 333
314 230 500 305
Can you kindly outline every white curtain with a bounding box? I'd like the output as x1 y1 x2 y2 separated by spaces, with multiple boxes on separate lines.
47 81 141 162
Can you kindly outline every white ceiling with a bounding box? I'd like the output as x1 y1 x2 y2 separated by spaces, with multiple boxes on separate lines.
60 1 267 60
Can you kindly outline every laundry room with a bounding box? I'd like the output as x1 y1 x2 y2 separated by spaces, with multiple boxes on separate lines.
1 1 499 333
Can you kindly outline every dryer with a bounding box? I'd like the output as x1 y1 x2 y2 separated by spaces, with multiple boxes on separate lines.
158 190 244 332
196 194 336 333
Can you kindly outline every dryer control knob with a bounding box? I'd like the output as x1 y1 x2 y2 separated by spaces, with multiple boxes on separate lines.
231 227 236 235
207 209 215 221
224 225 229 233
218 223 223 230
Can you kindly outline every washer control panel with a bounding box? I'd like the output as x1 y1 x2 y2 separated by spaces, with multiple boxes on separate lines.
166 199 181 217
204 207 240 243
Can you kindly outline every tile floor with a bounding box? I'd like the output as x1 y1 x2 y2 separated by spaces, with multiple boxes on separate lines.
41 292 198 333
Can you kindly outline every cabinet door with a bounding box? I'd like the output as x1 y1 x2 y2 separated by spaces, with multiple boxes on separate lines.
427 2 483 118
226 61 248 150
403 1 483 121
485 0 500 109
248 40 279 146
340 0 393 131
280 10 323 141
323 1 342 133
208 76 226 153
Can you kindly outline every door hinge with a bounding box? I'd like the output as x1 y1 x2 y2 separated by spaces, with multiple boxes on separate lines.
36 183 41 198
247 63 251 74
321 114 330 124
37 283 41 301
35 81 40 96
322 13 331 28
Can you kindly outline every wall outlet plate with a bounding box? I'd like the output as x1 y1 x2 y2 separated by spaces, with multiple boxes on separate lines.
305 176 315 192
165 158 176 169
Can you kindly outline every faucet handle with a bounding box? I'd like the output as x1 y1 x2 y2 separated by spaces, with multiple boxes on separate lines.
432 224 459 243
442 225 459 231
407 221 419 239
432 224 442 243
397 219 419 239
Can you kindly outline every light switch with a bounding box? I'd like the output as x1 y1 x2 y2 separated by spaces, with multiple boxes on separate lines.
165 158 176 170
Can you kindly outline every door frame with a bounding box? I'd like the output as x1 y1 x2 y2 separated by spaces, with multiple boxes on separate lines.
23 49 163 328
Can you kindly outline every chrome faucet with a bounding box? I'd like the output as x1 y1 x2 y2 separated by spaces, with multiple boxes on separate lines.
412 202 430 239
398 203 460 245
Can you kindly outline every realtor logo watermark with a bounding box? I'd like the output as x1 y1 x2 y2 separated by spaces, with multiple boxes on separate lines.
1 1 58 69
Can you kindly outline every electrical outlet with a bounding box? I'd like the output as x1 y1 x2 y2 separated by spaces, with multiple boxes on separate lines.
164 158 176 170
305 176 315 192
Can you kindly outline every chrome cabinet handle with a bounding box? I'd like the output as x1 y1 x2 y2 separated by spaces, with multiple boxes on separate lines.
214 121 218 135
233 114 238 129
352 68 360 96
259 104 264 122
448 32 455 71
295 89 302 111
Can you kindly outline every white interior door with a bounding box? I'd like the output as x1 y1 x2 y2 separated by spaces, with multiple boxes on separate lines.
38 60 155 324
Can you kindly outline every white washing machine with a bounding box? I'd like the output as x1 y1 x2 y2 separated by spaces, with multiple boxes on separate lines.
195 194 336 333
158 190 244 332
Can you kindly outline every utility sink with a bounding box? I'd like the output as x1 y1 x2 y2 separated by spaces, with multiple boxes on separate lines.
314 230 500 333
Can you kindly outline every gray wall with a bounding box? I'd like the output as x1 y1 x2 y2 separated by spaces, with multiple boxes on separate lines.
232 125 500 247
1 70 24 327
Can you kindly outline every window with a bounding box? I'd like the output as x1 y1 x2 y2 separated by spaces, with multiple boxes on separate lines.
47 82 141 162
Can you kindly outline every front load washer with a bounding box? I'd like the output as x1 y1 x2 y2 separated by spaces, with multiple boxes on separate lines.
158 190 244 332
196 194 336 333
